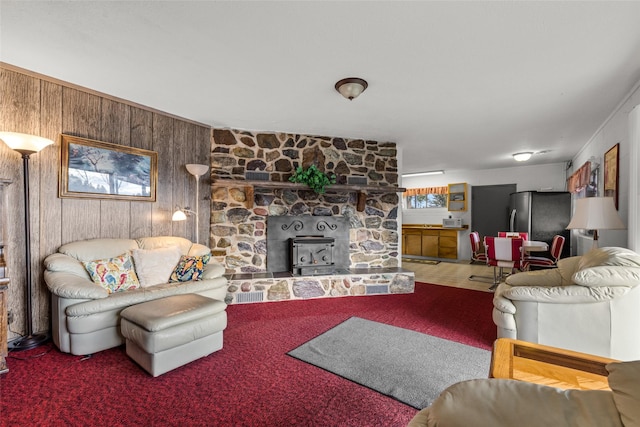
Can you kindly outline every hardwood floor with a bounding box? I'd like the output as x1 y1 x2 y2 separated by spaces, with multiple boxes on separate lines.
402 258 496 292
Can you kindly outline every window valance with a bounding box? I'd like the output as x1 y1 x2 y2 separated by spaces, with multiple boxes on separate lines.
405 186 448 196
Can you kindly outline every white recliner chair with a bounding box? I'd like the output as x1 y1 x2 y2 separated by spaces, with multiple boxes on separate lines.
492 247 640 360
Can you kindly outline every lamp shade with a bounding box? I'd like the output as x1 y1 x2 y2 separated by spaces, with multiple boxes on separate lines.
185 164 209 177
172 210 187 221
0 132 54 154
566 197 625 230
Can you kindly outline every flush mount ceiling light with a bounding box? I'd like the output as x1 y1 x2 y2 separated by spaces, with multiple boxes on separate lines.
335 77 368 100
513 152 534 162
401 170 445 178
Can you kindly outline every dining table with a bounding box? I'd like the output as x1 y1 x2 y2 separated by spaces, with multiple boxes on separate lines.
522 240 549 252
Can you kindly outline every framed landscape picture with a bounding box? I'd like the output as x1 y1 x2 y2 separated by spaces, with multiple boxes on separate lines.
604 143 619 209
59 134 157 201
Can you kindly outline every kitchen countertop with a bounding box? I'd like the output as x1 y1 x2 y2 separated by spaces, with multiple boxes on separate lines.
402 224 468 231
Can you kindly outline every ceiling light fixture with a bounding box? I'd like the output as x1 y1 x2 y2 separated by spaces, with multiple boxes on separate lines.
401 170 445 178
335 77 368 100
513 152 533 162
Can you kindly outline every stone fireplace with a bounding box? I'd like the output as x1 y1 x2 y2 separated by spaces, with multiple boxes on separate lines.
209 128 414 303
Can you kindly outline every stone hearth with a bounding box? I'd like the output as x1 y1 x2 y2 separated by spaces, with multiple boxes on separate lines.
225 267 415 304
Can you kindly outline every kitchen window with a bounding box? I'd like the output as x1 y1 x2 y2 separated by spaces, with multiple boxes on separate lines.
404 186 448 209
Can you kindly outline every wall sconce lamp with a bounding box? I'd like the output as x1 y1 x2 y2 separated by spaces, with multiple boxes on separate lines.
335 77 368 100
566 197 625 249
0 131 54 351
172 206 196 221
171 164 209 244
513 152 533 162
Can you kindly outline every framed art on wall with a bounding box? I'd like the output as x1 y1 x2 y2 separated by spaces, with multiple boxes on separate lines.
59 134 157 201
604 143 619 209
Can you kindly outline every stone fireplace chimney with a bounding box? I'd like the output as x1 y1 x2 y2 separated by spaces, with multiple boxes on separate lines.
210 129 401 275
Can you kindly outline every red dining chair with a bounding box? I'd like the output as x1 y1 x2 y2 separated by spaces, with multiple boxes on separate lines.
469 231 487 264
468 231 494 283
484 236 525 291
523 235 565 271
498 231 529 240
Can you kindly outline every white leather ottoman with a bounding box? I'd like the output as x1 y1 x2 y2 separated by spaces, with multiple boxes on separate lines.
120 294 227 376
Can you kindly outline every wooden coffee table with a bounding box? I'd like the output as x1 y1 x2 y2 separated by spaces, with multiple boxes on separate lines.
490 338 617 391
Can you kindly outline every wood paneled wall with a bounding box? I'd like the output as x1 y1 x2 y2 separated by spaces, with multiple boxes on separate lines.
0 65 211 339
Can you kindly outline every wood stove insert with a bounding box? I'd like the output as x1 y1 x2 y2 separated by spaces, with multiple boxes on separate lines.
266 216 349 275
290 236 335 276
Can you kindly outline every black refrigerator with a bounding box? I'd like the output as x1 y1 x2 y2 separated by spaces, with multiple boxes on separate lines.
509 191 571 258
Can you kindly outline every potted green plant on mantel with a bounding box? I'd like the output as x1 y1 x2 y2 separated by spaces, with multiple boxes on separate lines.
289 165 336 194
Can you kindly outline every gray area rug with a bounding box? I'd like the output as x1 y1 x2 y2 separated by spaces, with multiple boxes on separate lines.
288 317 491 409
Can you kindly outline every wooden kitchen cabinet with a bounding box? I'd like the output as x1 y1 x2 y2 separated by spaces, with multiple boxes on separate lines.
438 230 458 259
421 230 439 257
447 183 467 212
401 225 461 260
403 229 422 256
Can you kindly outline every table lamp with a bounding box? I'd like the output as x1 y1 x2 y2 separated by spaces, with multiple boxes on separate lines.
566 197 625 249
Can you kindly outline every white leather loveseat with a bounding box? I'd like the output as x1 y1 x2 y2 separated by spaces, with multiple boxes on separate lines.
493 247 640 360
44 236 227 356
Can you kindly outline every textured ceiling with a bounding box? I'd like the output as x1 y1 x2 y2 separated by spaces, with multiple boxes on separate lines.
2 1 640 174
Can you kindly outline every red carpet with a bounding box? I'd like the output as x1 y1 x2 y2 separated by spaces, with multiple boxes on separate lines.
1 283 496 427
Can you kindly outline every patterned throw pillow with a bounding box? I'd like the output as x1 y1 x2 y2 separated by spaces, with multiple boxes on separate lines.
83 253 140 293
169 254 211 282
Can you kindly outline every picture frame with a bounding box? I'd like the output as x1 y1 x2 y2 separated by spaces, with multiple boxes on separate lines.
604 143 619 209
579 166 599 198
59 134 157 201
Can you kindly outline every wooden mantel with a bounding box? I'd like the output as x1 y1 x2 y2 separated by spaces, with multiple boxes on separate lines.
213 179 406 212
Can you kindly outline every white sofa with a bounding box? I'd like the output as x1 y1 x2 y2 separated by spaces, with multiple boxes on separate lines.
44 236 227 355
493 247 640 360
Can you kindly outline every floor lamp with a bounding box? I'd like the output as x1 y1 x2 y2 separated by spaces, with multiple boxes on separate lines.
172 164 209 245
0 132 54 351
566 197 625 250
